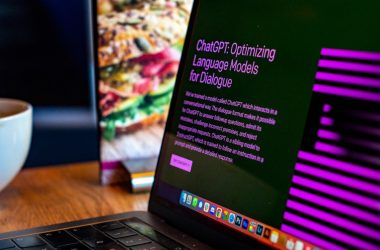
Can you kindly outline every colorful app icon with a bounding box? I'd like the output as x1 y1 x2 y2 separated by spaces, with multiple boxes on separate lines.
248 222 257 233
210 205 216 215
235 215 242 227
242 219 249 229
222 210 229 220
286 239 295 250
203 202 210 212
191 197 198 207
228 213 236 224
198 200 204 209
216 208 222 218
295 241 304 250
264 228 271 239
278 234 287 247
186 195 193 205
270 231 279 243
256 224 264 236
180 192 187 204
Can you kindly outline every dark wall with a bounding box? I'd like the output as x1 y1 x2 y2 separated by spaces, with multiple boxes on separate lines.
26 127 98 167
0 0 99 167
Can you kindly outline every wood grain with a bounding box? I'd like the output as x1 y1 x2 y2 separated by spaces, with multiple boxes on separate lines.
0 162 149 233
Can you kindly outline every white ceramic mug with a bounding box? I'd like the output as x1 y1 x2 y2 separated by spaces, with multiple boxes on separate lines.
0 98 32 192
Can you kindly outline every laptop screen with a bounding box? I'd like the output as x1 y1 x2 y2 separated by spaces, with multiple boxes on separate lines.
152 0 380 249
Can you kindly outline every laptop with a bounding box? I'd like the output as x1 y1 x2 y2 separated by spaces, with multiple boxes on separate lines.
1 0 380 249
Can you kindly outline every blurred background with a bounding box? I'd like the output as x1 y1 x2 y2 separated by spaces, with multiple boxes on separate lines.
0 0 98 167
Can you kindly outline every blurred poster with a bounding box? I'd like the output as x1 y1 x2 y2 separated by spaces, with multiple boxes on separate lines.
97 0 193 184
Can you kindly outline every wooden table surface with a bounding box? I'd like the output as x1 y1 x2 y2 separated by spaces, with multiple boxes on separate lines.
0 162 150 233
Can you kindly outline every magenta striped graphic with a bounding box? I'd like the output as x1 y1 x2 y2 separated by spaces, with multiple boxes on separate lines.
289 188 380 225
286 200 380 240
297 151 380 181
320 116 334 126
295 163 380 196
316 72 380 88
314 141 346 156
283 48 380 249
313 84 380 102
292 176 380 210
283 212 379 250
318 59 380 75
316 129 341 141
321 48 380 62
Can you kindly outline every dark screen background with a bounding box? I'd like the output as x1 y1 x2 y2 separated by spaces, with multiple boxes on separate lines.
0 0 91 107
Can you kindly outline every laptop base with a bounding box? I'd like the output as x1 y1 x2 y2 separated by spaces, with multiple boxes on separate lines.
0 211 211 250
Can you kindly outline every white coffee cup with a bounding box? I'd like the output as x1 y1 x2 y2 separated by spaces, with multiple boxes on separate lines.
0 98 32 192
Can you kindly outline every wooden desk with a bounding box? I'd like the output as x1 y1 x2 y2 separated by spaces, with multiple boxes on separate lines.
0 162 149 233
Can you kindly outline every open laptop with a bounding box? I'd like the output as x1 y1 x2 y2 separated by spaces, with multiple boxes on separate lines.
1 0 380 249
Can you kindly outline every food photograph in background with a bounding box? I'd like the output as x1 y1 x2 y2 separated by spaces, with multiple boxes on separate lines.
96 0 193 185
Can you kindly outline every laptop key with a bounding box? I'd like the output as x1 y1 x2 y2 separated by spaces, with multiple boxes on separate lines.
24 245 54 250
95 242 125 250
57 243 88 250
68 226 98 239
105 227 137 239
94 221 124 232
13 236 45 248
122 220 187 250
82 233 112 248
0 239 15 249
40 230 78 247
118 235 151 247
131 243 167 250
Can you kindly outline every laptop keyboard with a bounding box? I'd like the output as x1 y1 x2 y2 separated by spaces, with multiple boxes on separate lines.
0 218 188 250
